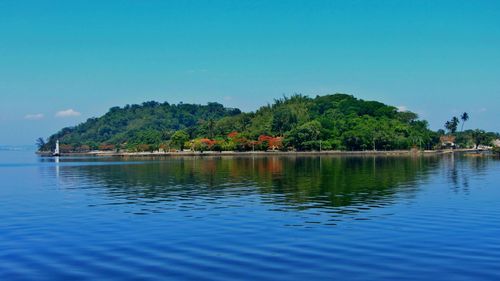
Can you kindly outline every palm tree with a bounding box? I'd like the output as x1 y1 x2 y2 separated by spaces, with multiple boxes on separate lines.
451 117 459 133
444 117 459 134
460 112 469 131
444 121 452 134
35 137 46 151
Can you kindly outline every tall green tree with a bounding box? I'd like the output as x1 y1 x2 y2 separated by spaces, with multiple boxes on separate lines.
445 117 459 134
460 112 469 131
444 121 451 133
451 117 460 133
471 129 486 149
36 137 46 151
207 118 215 139
272 107 297 135
285 120 322 150
171 130 190 150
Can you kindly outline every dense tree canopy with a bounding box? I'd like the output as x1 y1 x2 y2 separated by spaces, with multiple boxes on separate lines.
41 94 471 152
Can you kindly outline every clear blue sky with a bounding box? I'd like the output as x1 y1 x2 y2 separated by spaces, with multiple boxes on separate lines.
1 0 499 145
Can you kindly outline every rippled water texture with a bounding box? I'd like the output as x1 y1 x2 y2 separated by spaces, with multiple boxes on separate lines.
1 151 499 280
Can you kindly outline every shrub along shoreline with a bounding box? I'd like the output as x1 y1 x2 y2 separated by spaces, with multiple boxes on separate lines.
37 148 481 158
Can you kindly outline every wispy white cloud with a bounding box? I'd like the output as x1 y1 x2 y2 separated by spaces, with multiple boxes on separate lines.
55 109 81 118
396 105 408 112
24 113 44 120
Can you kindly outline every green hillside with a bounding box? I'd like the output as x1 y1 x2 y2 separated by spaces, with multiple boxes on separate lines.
41 94 441 152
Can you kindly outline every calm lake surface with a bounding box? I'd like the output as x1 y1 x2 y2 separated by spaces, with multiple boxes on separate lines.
1 150 499 280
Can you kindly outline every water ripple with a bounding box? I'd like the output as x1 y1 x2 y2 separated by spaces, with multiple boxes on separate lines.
1 153 500 280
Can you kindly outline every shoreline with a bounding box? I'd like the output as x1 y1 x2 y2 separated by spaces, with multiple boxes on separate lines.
36 148 481 157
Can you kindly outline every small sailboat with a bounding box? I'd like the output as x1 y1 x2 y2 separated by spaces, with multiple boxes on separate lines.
53 140 60 157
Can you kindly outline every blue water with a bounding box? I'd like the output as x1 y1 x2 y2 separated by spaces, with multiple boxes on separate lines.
0 150 499 280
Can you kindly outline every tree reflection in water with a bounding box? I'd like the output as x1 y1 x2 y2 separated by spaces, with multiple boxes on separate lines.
47 156 447 217
442 153 493 193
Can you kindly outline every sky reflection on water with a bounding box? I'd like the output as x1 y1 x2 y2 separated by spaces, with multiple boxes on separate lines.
1 152 499 280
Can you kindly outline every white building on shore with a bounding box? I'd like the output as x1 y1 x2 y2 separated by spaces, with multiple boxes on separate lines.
493 139 500 147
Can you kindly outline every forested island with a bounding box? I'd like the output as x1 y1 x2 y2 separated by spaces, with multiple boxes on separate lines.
37 94 499 154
